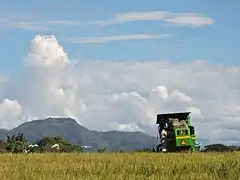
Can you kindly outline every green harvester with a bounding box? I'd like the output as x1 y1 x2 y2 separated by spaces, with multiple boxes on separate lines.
155 112 199 152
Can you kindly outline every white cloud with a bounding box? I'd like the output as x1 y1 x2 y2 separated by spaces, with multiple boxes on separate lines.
25 35 69 70
42 20 80 26
0 17 49 31
0 10 213 32
68 34 169 44
91 11 214 27
0 35 240 146
0 99 22 128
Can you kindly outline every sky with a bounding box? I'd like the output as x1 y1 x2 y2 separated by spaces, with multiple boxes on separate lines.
0 0 239 145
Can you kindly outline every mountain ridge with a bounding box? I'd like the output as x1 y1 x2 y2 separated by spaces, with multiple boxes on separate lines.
0 117 156 151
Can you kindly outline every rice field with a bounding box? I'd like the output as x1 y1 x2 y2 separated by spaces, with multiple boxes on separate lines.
0 152 239 180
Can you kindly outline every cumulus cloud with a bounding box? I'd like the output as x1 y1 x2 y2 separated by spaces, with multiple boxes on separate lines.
24 35 69 72
0 99 22 128
0 35 239 146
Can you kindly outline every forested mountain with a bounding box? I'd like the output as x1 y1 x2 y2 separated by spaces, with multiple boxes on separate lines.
0 118 156 151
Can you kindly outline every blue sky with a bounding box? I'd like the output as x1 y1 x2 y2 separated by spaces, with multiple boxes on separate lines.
1 1 240 145
0 0 239 75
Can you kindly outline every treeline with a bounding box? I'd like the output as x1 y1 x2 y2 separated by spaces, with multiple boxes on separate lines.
135 144 240 153
203 144 240 152
0 133 239 153
0 133 83 153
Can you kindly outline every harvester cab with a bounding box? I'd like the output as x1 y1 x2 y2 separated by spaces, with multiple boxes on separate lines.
155 112 197 152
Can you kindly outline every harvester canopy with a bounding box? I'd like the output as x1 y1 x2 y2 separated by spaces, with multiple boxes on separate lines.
156 112 190 128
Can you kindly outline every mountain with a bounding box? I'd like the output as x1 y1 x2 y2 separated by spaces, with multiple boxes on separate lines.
0 129 8 140
0 118 156 151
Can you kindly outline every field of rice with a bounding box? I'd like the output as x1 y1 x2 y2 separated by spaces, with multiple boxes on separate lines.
0 152 239 180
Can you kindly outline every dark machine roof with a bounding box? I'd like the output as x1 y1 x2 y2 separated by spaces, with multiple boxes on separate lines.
156 112 191 124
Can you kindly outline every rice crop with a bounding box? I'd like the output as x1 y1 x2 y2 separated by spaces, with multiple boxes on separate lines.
0 152 239 180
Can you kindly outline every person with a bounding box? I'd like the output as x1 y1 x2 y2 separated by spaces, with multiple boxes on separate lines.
161 129 167 152
161 129 167 138
164 122 168 129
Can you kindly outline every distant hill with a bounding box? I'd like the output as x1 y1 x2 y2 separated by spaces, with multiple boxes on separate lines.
0 129 8 140
0 118 156 151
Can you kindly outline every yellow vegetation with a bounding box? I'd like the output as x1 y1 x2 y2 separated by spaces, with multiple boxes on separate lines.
0 152 239 180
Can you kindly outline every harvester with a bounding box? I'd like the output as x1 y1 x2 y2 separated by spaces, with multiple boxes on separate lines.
155 112 199 152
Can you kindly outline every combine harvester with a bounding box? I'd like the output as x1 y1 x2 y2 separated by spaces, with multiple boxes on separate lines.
155 112 200 152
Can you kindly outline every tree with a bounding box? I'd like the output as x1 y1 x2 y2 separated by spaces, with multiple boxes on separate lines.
5 133 28 153
97 147 106 153
35 136 83 153
0 140 6 153
203 144 240 152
